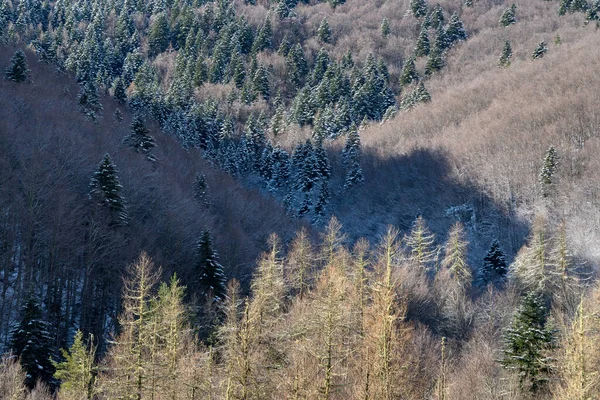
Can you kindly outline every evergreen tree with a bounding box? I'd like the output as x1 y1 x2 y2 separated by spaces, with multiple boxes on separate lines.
342 125 364 190
4 49 30 82
425 42 445 75
501 292 555 394
196 230 227 301
380 17 391 37
414 21 431 57
479 240 508 286
430 4 445 29
559 0 589 15
500 4 517 27
123 116 157 162
252 65 270 100
532 41 548 59
410 0 428 18
445 12 467 45
540 146 558 197
148 12 170 58
112 77 127 103
498 39 513 67
10 298 57 389
252 17 273 53
77 80 102 121
586 0 600 22
399 56 419 86
89 153 129 226
193 172 210 207
318 17 332 43
53 331 97 400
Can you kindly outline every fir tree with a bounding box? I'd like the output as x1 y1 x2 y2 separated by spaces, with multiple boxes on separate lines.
148 12 170 58
399 56 419 86
4 49 30 82
445 12 467 45
410 0 428 18
123 116 157 162
89 153 129 226
342 125 364 190
77 80 102 121
479 240 508 286
252 17 273 53
414 21 431 57
193 172 210 207
540 146 558 197
499 4 517 27
498 39 513 67
430 4 445 29
53 331 97 399
112 77 127 103
501 292 555 394
252 65 270 100
425 42 445 76
381 17 391 37
586 0 600 22
318 17 332 43
196 230 227 301
10 298 57 389
532 41 548 59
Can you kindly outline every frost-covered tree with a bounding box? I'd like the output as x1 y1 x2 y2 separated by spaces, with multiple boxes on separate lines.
414 21 430 57
148 12 170 57
445 12 467 45
89 153 129 226
532 41 548 59
399 56 419 86
498 39 513 67
4 49 30 82
400 81 430 111
342 125 364 190
430 4 445 29
196 230 226 301
586 0 600 22
478 240 508 286
559 0 589 15
441 222 471 291
500 4 517 27
123 116 157 162
318 17 332 43
380 17 391 37
10 298 57 389
501 292 555 394
425 42 445 76
252 65 270 100
410 0 428 18
540 146 558 197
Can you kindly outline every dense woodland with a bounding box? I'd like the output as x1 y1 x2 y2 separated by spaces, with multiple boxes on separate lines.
2 0 600 398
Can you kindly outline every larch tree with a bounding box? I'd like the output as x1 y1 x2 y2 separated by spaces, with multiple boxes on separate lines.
509 217 550 294
405 216 437 274
286 227 315 300
441 222 472 291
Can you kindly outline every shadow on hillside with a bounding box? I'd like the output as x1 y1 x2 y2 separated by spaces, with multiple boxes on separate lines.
331 147 529 265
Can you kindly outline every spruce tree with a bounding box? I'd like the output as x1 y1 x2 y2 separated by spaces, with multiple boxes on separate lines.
479 239 508 286
112 77 127 103
10 298 57 389
399 56 419 86
410 0 428 18
425 42 445 75
4 49 30 82
498 39 513 67
193 172 210 207
540 145 558 197
77 80 102 121
499 4 517 27
414 21 431 57
430 4 445 29
381 17 391 37
445 12 467 45
89 153 129 226
532 41 548 59
123 116 157 162
586 0 600 22
53 331 97 399
252 65 270 100
196 230 227 301
342 125 364 190
317 17 332 43
501 292 555 394
148 12 170 58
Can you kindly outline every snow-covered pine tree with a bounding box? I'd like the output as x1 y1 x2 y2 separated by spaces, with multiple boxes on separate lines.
89 153 129 226
445 12 467 46
380 17 391 37
532 41 548 59
478 239 508 286
430 4 445 29
410 0 428 18
77 79 102 121
540 145 558 197
501 292 555 394
399 56 419 86
498 39 513 67
10 298 57 389
499 4 517 27
193 172 210 207
318 17 332 43
342 125 364 190
414 21 430 57
586 0 600 22
196 230 227 301
148 12 170 58
4 49 30 82
123 116 157 162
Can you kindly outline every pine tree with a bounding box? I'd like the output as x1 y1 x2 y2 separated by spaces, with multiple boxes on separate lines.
53 331 97 400
193 172 210 207
445 12 467 45
410 0 428 18
89 153 129 226
252 65 270 100
112 77 127 103
500 292 555 394
498 39 513 67
10 298 57 389
430 4 445 29
499 4 517 27
342 126 364 190
252 17 273 53
560 0 589 15
399 56 419 86
414 21 430 57
532 41 548 59
196 230 226 301
317 17 332 43
77 80 102 121
425 42 445 76
123 116 157 162
380 17 391 37
4 49 30 82
479 240 508 286
540 145 558 197
148 12 170 58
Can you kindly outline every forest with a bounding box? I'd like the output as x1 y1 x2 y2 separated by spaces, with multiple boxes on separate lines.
1 0 600 398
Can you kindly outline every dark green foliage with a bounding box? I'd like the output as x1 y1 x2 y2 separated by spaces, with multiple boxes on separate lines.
252 17 272 53
532 41 548 59
400 81 431 111
123 116 157 162
500 4 517 27
501 292 555 394
400 56 419 86
425 43 445 76
89 153 129 226
445 12 468 45
4 49 30 82
498 40 513 67
317 17 332 43
381 17 391 37
586 0 600 21
196 230 226 300
78 80 102 120
410 0 429 18
252 65 270 100
342 125 364 190
148 12 170 58
286 44 308 89
10 298 57 389
559 0 589 15
415 21 431 57
430 4 445 29
112 77 127 103
479 240 508 286
540 146 558 197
